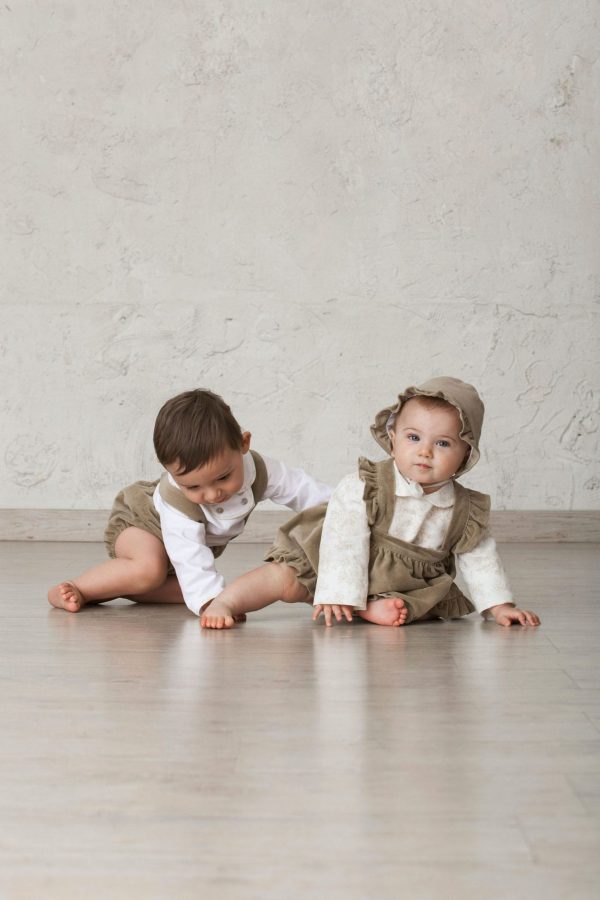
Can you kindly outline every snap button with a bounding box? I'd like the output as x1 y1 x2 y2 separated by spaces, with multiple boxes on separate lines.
216 507 224 514
241 498 248 505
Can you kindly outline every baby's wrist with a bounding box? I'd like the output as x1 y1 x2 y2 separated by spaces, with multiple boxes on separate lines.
486 602 515 618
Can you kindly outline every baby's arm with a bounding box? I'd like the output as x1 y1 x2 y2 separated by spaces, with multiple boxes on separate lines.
456 533 541 627
312 473 371 626
261 454 332 510
157 501 226 615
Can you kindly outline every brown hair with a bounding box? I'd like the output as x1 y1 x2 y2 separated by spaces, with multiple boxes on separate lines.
153 389 244 473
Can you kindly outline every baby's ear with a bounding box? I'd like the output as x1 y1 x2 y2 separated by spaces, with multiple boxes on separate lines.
241 431 252 453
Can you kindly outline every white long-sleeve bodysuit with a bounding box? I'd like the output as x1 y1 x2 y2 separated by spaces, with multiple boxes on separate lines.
154 452 331 615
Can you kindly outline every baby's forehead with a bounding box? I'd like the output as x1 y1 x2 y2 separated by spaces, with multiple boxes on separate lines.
392 397 462 429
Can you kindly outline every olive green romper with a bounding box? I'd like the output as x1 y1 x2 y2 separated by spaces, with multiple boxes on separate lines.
104 450 269 565
266 456 491 624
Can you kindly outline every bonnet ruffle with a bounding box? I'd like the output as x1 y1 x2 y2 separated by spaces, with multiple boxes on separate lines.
370 376 485 478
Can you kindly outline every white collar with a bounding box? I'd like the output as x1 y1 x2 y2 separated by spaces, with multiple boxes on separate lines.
394 465 455 508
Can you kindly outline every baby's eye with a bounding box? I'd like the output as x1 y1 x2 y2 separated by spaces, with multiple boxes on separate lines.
217 473 231 482
407 434 420 442
436 440 450 448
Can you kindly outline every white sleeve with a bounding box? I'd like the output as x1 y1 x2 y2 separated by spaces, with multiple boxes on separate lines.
313 473 371 610
157 499 225 616
261 454 332 511
455 531 514 615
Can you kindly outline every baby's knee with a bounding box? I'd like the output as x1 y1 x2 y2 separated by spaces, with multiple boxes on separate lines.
132 558 168 593
275 564 308 604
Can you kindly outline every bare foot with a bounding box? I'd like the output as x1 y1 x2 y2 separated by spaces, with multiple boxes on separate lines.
48 581 87 613
200 599 239 629
357 597 409 627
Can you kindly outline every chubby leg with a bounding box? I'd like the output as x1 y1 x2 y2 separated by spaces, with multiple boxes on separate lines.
47 527 173 612
130 574 184 604
356 595 409 627
201 563 308 629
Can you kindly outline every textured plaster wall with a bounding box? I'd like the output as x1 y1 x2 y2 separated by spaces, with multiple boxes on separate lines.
1 1 598 511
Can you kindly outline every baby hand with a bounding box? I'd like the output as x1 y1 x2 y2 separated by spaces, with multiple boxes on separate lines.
489 603 541 627
312 604 354 627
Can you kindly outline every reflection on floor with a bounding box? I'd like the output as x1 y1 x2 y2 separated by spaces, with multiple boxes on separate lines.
1 540 599 899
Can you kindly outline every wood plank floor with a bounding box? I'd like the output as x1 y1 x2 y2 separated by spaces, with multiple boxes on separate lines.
1 541 599 899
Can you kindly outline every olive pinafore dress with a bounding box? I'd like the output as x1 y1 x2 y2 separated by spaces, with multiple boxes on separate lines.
266 457 490 623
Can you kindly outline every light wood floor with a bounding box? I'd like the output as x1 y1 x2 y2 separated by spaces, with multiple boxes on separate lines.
1 541 599 900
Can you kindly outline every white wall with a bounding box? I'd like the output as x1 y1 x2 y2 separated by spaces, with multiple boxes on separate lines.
1 1 598 511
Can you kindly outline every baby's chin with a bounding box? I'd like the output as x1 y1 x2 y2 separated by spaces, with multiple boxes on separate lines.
409 468 436 483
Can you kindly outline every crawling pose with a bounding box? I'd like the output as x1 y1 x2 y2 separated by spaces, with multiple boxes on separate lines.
48 389 331 617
